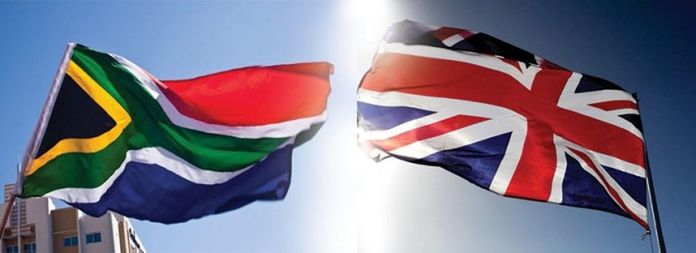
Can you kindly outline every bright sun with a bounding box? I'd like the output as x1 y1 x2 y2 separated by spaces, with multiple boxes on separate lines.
343 0 398 68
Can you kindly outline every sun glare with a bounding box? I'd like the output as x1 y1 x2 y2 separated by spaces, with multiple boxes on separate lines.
343 0 397 68
339 1 401 251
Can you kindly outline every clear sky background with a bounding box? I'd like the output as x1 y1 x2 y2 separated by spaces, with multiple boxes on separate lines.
0 1 695 252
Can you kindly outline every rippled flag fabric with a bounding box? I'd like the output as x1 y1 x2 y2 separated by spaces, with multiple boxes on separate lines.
358 20 648 228
20 44 332 224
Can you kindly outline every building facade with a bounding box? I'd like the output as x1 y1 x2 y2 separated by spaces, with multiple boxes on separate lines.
0 184 146 253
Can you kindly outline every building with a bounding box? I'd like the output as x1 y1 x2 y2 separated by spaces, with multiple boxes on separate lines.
0 184 146 253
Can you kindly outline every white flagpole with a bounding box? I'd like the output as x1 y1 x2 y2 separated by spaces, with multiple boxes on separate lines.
16 174 21 253
0 43 76 245
17 43 76 196
0 194 16 242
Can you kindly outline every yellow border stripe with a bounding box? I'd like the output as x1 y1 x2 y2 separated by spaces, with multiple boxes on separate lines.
25 60 132 176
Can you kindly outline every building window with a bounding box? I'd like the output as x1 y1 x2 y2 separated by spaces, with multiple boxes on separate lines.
63 236 78 247
4 245 18 253
23 243 36 253
86 232 102 244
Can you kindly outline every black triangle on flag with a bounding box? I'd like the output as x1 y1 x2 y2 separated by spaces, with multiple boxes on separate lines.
35 73 117 158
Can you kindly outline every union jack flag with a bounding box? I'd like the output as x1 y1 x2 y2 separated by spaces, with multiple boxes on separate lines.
358 20 648 228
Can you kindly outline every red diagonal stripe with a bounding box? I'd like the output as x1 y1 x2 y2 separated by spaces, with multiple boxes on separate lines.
372 114 489 151
589 100 638 111
568 148 648 228
361 53 645 168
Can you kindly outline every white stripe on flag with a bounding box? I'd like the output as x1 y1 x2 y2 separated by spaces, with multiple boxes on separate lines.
548 135 569 204
377 42 541 90
357 88 528 195
44 140 293 204
442 33 465 47
557 73 643 140
559 137 648 224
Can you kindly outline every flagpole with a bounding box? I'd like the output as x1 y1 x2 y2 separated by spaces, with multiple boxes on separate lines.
17 43 76 195
634 93 667 253
645 152 666 253
1 43 76 244
0 194 16 241
16 192 21 253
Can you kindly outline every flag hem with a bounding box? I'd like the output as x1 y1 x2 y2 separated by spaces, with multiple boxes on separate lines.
17 43 76 196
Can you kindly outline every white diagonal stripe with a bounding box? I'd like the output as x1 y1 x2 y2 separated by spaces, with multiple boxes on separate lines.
609 108 639 115
487 117 527 195
358 88 528 194
558 137 647 223
358 89 518 119
562 90 637 106
442 33 465 47
359 112 458 141
557 72 642 140
388 117 519 159
593 152 645 178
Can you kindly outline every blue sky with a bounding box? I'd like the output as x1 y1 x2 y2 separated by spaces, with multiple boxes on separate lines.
0 1 694 252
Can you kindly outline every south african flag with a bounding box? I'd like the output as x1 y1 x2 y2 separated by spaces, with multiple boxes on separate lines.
19 44 331 223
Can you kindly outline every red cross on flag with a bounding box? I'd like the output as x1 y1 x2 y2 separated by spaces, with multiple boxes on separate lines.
358 20 648 228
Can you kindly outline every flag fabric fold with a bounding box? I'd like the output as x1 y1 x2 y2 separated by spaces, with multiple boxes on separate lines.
20 43 332 224
358 20 648 228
